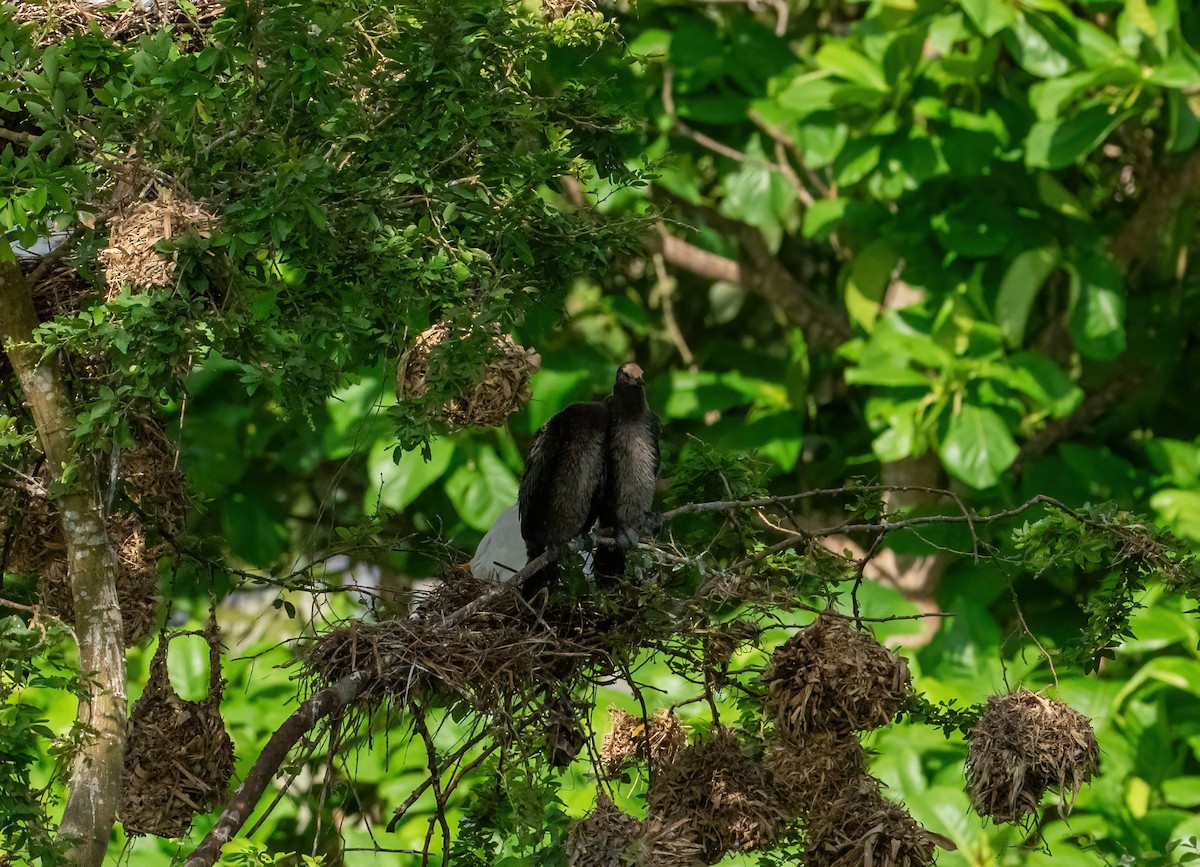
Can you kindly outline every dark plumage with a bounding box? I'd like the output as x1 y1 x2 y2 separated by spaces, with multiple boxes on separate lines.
594 362 661 581
518 400 608 597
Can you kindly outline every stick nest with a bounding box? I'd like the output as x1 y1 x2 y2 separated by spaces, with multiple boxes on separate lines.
304 570 652 711
648 728 789 864
805 779 938 867
765 615 912 735
396 323 541 428
601 708 687 778
99 195 215 292
13 0 224 45
966 688 1098 824
119 620 234 838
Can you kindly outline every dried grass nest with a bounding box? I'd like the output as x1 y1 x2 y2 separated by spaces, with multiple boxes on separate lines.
119 619 234 838
566 793 703 867
99 195 216 292
647 728 789 864
1 420 184 644
396 323 541 428
805 778 939 867
966 688 1099 825
12 0 225 45
601 708 687 778
764 729 867 818
765 614 912 736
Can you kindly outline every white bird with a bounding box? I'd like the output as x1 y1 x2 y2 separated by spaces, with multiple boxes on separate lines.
469 504 529 584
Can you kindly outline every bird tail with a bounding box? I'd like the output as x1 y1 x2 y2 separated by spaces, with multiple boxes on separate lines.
591 543 626 586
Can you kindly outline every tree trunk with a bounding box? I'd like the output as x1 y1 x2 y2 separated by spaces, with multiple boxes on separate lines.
0 259 126 867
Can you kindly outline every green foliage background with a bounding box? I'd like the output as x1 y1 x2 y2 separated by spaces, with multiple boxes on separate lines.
3 0 1200 864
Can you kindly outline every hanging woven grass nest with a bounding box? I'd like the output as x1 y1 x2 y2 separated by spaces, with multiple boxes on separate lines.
99 194 215 292
565 794 704 867
120 617 234 838
765 614 912 736
805 777 941 867
601 708 687 778
12 0 224 45
37 512 164 644
966 688 1098 825
2 419 183 643
764 729 867 818
648 728 789 864
396 323 541 428
566 793 643 867
702 620 762 668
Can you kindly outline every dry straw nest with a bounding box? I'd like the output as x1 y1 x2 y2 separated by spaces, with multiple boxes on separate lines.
765 729 867 818
396 322 541 428
566 794 703 867
702 620 762 668
601 708 687 778
1 420 184 643
120 618 234 838
805 778 939 867
13 0 224 45
765 614 912 736
648 728 789 864
99 195 216 292
966 688 1099 824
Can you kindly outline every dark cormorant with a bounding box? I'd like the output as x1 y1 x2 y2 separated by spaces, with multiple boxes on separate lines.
517 399 608 597
594 362 661 581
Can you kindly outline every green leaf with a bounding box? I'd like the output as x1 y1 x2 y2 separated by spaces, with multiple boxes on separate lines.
1068 255 1126 361
1006 12 1073 78
938 403 1019 488
1151 489 1200 544
367 437 456 512
1003 351 1082 418
841 240 899 333
815 42 888 91
445 446 520 531
960 0 1017 37
995 246 1059 346
1036 172 1091 220
802 198 848 239
1026 105 1126 169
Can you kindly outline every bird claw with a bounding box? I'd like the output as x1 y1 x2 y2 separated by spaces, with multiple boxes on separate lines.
615 525 640 551
640 511 664 533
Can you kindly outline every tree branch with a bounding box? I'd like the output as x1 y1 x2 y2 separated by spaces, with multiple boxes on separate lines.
0 259 126 867
1110 150 1200 271
184 671 369 867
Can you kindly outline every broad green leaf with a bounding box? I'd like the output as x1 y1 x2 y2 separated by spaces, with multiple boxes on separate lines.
841 239 899 333
719 153 797 234
815 42 889 91
1145 439 1200 488
1026 105 1126 169
960 0 1016 37
221 493 288 566
1151 489 1200 544
367 437 456 512
1036 172 1090 220
938 403 1019 488
1006 12 1073 78
1163 778 1200 809
1004 351 1082 418
995 246 1059 346
1068 255 1126 361
445 446 519 531
802 198 848 239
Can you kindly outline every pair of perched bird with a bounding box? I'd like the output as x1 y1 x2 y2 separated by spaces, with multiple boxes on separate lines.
516 362 661 597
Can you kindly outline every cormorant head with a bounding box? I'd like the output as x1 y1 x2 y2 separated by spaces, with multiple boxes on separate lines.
615 362 645 388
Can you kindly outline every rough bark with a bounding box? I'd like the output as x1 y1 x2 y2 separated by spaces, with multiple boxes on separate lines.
1111 150 1200 271
0 259 126 867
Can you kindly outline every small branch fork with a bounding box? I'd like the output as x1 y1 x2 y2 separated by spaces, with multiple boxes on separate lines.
185 486 1072 867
